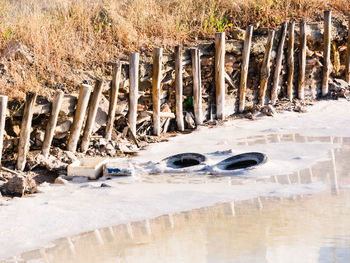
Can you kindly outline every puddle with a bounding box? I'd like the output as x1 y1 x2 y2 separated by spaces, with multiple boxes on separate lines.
3 134 350 262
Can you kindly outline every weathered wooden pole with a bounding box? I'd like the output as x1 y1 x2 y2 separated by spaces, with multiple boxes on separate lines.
17 92 37 171
271 22 287 105
239 25 253 113
81 79 104 152
129 52 139 137
67 84 92 153
287 21 295 101
0 95 7 165
152 48 162 136
175 45 184 131
259 29 275 106
191 48 203 125
322 10 332 96
41 90 64 157
298 20 307 100
215 32 225 119
346 16 350 84
105 62 121 141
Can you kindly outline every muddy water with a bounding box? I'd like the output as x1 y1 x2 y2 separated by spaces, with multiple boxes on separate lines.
5 134 350 263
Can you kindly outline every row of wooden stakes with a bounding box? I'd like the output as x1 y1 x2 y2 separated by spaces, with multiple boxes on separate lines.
0 11 349 172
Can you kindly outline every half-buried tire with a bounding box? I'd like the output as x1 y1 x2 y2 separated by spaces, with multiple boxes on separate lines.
212 152 267 174
158 153 207 173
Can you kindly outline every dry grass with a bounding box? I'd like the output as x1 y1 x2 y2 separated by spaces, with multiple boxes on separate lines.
0 0 349 99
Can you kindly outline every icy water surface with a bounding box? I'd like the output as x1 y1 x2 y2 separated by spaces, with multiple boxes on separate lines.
5 134 350 263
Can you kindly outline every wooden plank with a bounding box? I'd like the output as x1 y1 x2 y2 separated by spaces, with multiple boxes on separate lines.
271 22 287 105
259 29 275 106
322 10 332 96
42 90 64 157
81 79 104 152
17 92 37 171
298 20 307 99
152 48 162 136
215 32 225 119
191 48 203 125
0 95 7 166
67 84 92 153
346 15 350 84
287 21 295 101
105 61 122 140
239 25 253 113
129 52 139 137
175 45 184 131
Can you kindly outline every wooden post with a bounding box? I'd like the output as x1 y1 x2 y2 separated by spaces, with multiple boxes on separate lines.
346 16 350 84
271 22 287 105
175 45 184 131
287 21 295 101
152 48 162 136
41 90 64 157
322 10 332 96
67 84 92 153
191 48 203 125
0 95 7 165
298 20 307 100
215 32 225 119
105 62 121 141
17 92 37 171
239 25 253 113
81 79 104 152
259 29 275 106
129 52 139 137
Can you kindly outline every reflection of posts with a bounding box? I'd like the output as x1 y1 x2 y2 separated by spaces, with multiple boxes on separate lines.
66 237 77 256
93 229 104 245
167 214 175 229
330 148 339 195
126 222 134 240
144 219 152 236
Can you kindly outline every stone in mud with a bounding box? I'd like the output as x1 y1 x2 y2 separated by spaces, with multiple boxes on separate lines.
2 175 37 196
54 176 68 185
261 105 276 117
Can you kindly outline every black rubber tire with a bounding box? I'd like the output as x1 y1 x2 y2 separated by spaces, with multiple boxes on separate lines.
215 152 267 171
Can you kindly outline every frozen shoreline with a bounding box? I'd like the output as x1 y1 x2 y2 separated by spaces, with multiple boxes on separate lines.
1 99 350 259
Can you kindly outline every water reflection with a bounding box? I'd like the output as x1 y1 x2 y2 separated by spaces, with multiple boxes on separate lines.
4 134 350 263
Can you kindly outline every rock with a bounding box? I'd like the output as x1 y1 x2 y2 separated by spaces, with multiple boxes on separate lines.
334 78 350 89
2 175 36 196
34 129 45 147
294 105 307 113
100 183 111 188
185 112 196 129
1 40 34 64
261 105 276 117
93 95 109 133
54 176 68 185
34 154 67 171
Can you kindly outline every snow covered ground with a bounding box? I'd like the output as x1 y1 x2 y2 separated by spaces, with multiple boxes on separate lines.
1 99 350 259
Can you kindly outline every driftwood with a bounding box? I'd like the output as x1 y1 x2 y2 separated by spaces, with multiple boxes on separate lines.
129 53 139 136
287 21 295 101
81 79 104 152
215 32 225 119
152 48 162 136
298 20 307 99
175 45 184 131
259 30 275 106
322 10 332 96
239 25 253 113
17 92 37 171
42 90 64 157
67 84 92 153
191 48 203 124
0 95 7 166
105 62 121 140
271 22 287 105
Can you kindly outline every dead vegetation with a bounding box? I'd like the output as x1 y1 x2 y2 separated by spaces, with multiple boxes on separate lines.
0 0 349 99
